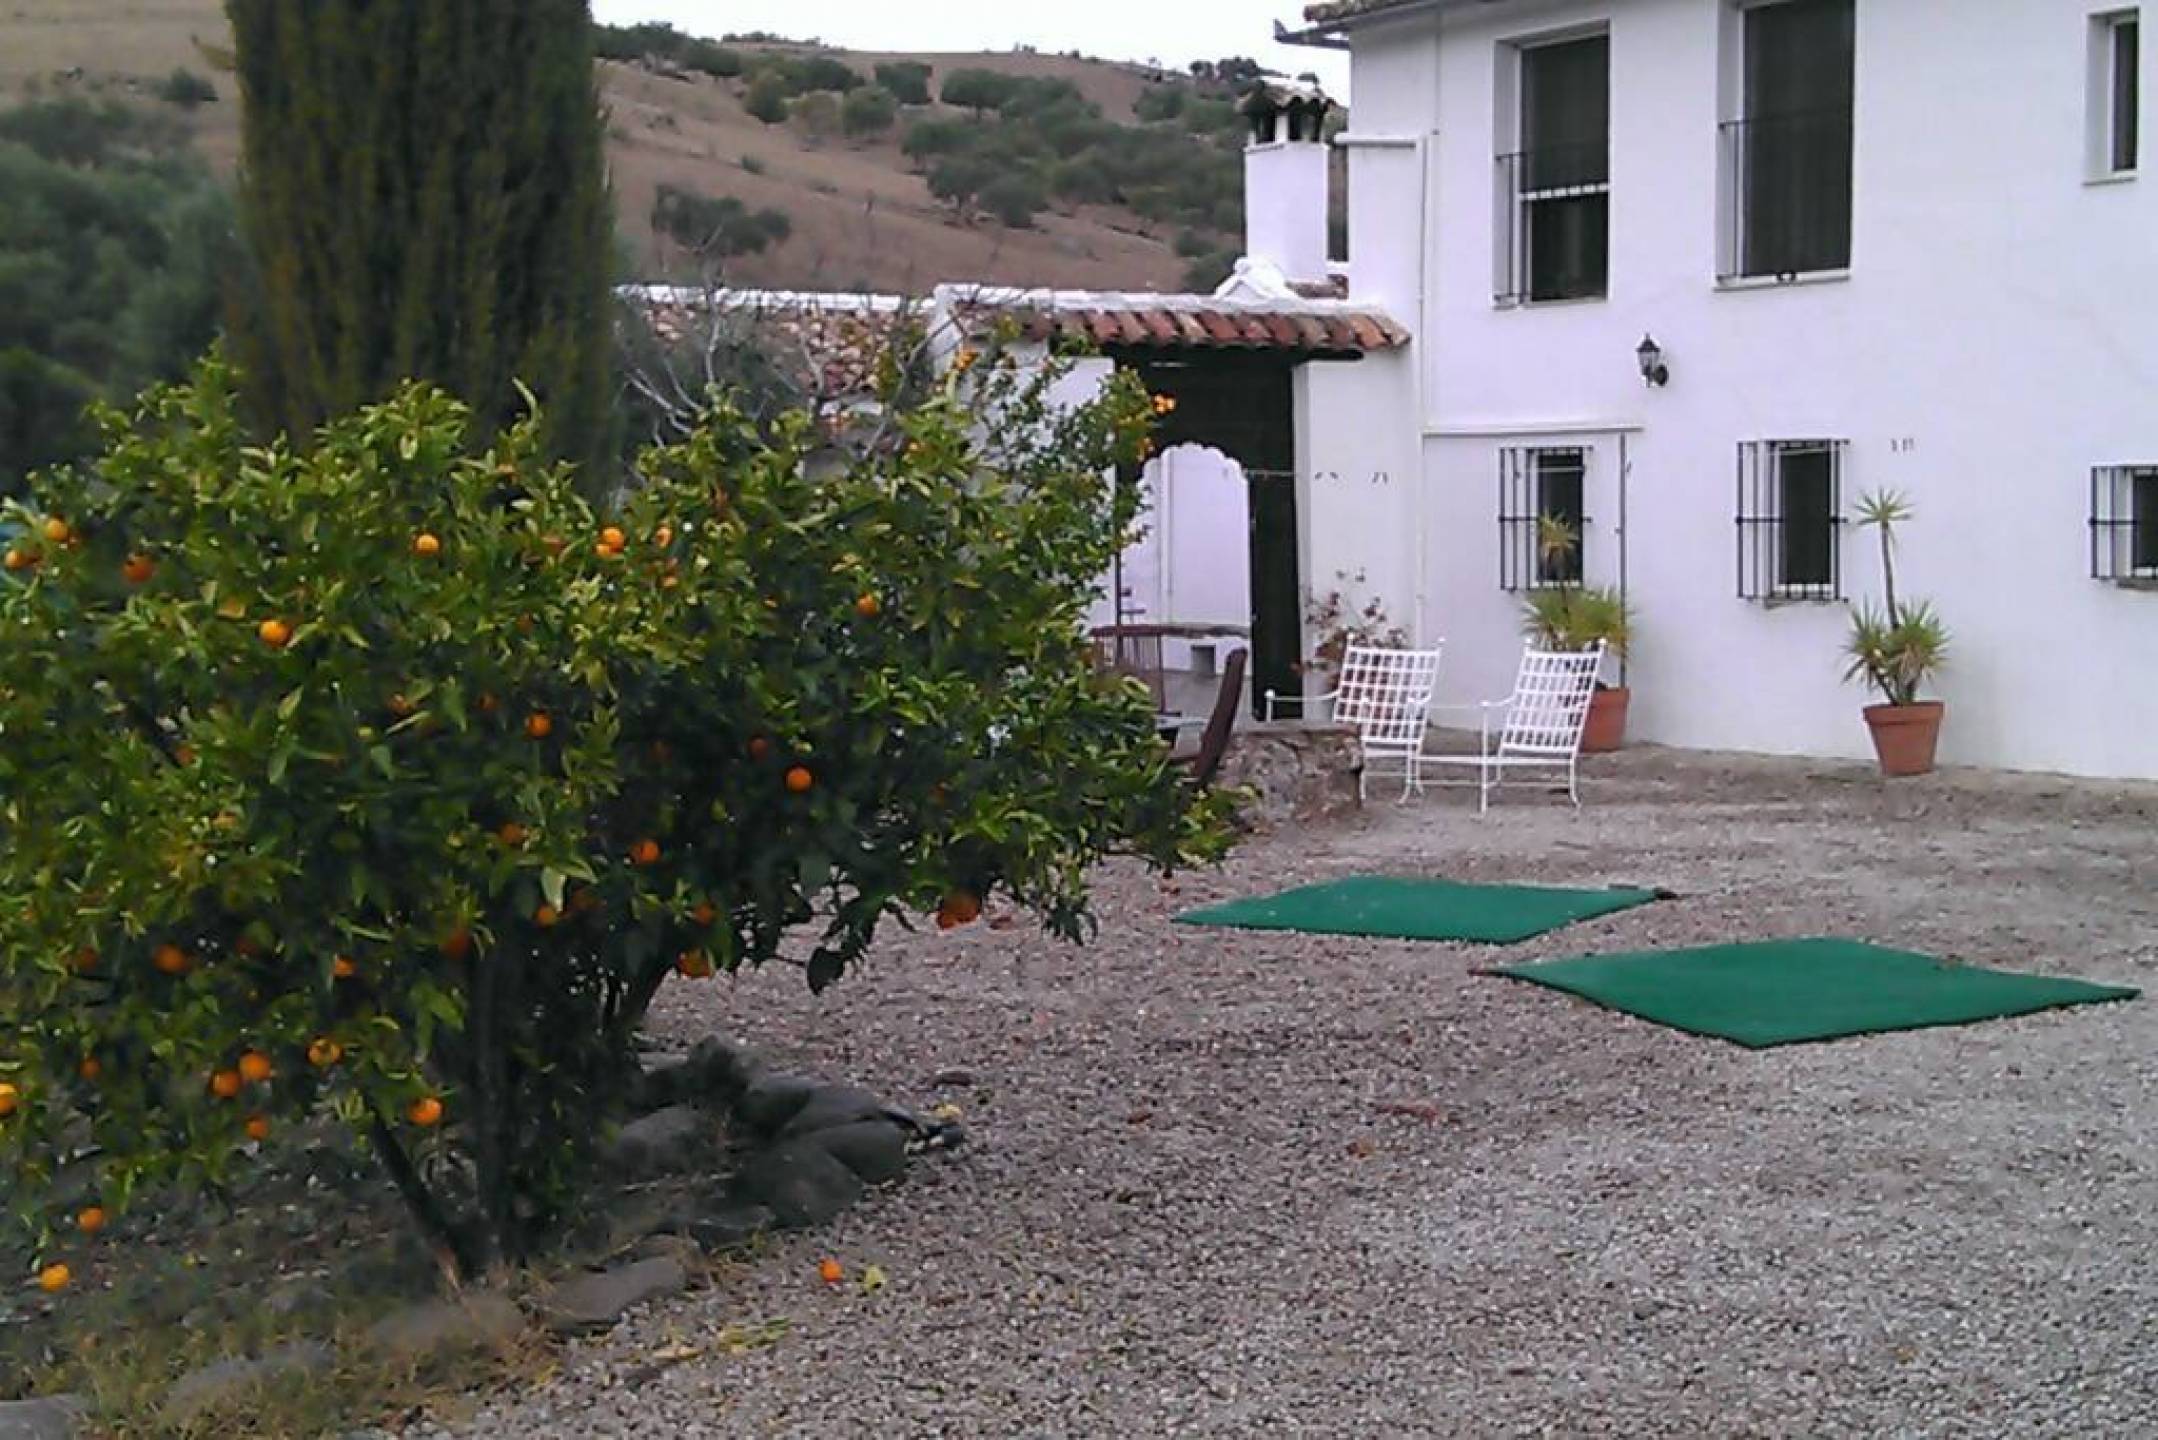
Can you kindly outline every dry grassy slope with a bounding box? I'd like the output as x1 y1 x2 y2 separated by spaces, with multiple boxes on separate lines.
0 0 1198 293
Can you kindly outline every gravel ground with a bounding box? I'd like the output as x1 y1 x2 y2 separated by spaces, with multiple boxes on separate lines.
445 748 2158 1439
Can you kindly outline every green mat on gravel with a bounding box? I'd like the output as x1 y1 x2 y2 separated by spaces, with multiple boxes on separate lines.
1173 875 1662 944
1494 938 2139 1048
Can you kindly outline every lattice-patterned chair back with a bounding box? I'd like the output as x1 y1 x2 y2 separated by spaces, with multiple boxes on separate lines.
1495 643 1605 760
1332 644 1446 750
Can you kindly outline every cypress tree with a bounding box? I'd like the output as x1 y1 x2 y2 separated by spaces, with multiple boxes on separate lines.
226 0 613 472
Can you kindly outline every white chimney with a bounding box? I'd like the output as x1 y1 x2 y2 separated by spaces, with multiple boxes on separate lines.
1241 85 1334 288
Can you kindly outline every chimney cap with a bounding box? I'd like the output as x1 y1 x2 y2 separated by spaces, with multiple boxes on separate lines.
1239 80 1334 143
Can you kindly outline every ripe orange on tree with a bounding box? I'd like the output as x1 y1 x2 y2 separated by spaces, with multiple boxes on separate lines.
690 900 717 926
41 517 70 544
534 903 561 929
245 1114 272 1142
0 1082 18 1117
937 891 983 929
630 838 661 866
152 944 189 976
306 1037 343 1068
77 1056 101 1082
331 955 357 980
257 617 292 649
408 1096 444 1128
785 765 814 794
76 1206 105 1236
675 950 714 979
208 1069 243 1100
237 1051 274 1084
599 525 626 551
413 532 442 557
524 711 553 740
440 927 474 960
3 548 37 572
748 735 772 761
37 1263 69 1294
652 523 674 547
497 821 528 847
854 592 881 618
121 554 155 585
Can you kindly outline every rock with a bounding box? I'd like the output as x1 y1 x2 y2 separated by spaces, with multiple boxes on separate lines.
932 1067 976 1087
733 1072 818 1136
538 1257 689 1335
0 1395 85 1440
629 1059 694 1112
773 1083 889 1139
165 1343 331 1421
628 1232 704 1268
688 1200 774 1251
687 1035 758 1102
364 1293 525 1361
600 1104 711 1178
732 1137 865 1228
262 1274 337 1320
812 1118 910 1185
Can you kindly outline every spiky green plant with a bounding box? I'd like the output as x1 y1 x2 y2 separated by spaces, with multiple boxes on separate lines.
1521 513 1630 659
1843 488 1947 706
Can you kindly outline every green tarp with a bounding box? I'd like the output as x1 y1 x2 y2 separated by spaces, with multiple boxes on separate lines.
1495 937 2139 1048
1174 875 1662 945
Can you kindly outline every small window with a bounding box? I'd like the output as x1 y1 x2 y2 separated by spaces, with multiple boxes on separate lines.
2094 11 2141 176
1738 439 1844 600
2091 464 2158 580
1719 0 1855 280
1500 446 1588 590
1497 34 1610 303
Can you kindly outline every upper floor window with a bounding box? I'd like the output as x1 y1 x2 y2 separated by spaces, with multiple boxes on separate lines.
1496 33 1610 303
1738 439 1845 600
2091 464 2158 581
1719 0 1855 281
2092 11 2140 177
1500 445 1588 589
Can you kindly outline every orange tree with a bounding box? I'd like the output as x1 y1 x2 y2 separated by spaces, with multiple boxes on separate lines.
0 347 1234 1280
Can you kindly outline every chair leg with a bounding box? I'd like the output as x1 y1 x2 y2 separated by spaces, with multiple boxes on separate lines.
1567 759 1581 809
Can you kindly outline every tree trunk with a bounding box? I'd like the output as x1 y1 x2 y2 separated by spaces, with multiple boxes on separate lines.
368 1115 486 1284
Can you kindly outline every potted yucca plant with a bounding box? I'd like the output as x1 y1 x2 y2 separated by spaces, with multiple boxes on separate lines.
1843 489 1950 775
1521 516 1632 751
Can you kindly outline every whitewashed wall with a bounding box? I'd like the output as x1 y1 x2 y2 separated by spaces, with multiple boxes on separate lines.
1305 0 2158 778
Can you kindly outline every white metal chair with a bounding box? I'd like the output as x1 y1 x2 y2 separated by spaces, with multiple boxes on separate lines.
1419 642 1605 812
1265 642 1445 801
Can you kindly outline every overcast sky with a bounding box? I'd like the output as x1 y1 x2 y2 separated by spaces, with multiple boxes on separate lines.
589 1 1351 97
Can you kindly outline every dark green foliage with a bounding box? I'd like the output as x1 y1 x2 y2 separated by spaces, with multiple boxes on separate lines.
901 115 974 162
0 99 237 489
1182 250 1238 292
940 67 1019 114
1135 85 1186 123
841 85 898 138
927 153 994 213
156 68 220 108
592 21 741 77
1174 227 1214 259
790 90 840 141
745 71 790 124
874 60 932 105
225 0 614 472
651 186 792 258
981 171 1047 228
1048 154 1114 204
791 55 864 93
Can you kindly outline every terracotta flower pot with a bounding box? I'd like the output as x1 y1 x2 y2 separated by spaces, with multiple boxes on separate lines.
1581 686 1630 753
1862 701 1945 777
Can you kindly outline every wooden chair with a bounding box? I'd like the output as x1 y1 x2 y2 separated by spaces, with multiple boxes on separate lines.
1171 646 1248 788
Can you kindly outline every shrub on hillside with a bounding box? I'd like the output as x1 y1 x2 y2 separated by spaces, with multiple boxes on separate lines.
940 67 1019 115
651 185 792 257
745 71 789 125
841 85 898 138
790 90 841 143
156 68 219 108
874 61 932 106
982 171 1048 228
0 350 1234 1280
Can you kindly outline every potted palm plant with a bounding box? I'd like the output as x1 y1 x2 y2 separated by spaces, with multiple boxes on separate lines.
1843 489 1950 776
1521 516 1633 751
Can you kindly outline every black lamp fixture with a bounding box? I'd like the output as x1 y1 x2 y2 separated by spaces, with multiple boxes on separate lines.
1636 333 1669 388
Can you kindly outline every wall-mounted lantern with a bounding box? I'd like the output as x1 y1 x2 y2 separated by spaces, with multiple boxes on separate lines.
1636 334 1670 388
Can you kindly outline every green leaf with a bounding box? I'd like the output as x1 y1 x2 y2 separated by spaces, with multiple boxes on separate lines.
540 867 567 910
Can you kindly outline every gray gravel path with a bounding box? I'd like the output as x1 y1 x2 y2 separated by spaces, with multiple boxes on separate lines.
445 748 2158 1439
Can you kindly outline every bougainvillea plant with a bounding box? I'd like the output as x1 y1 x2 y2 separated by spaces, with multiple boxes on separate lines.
0 342 1234 1282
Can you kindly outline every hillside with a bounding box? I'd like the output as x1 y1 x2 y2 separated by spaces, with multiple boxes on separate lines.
0 1 1266 295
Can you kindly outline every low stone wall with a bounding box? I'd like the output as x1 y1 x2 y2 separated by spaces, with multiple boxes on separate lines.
1216 721 1361 826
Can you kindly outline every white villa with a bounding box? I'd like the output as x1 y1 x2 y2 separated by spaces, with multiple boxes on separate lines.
1266 0 2156 779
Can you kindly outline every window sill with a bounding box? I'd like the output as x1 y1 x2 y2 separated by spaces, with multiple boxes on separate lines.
1494 293 1611 311
2085 169 2138 187
1751 593 1844 608
2107 575 2158 591
1715 269 1851 293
